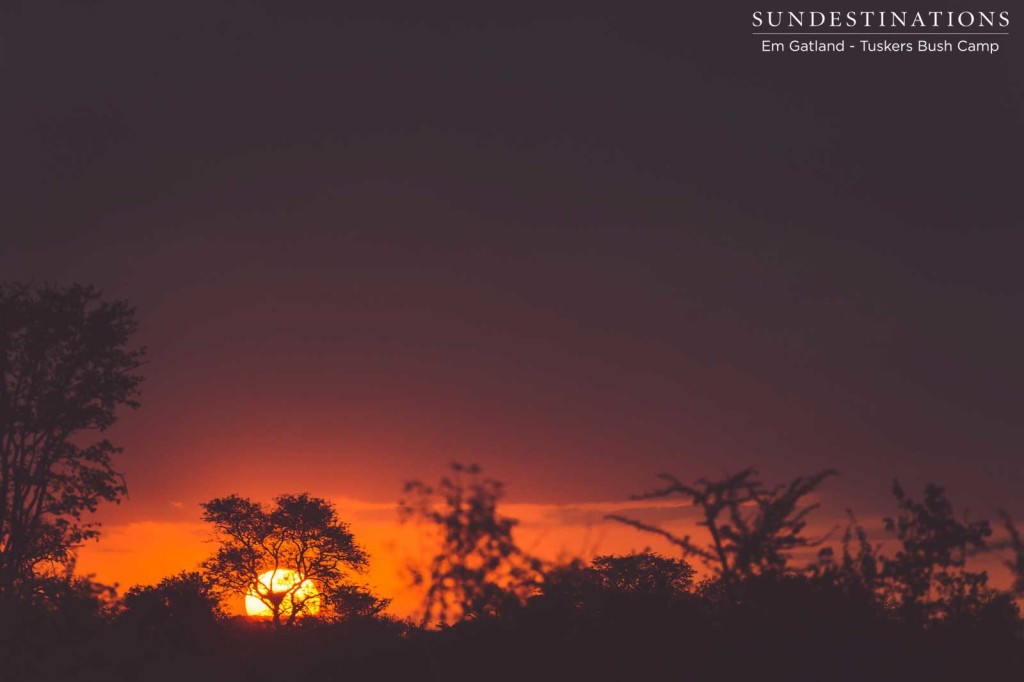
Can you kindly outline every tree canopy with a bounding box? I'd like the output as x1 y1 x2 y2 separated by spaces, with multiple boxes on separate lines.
880 481 994 622
201 493 381 627
0 283 144 603
400 463 543 625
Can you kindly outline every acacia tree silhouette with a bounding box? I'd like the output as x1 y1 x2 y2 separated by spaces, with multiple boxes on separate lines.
608 468 837 598
0 283 144 605
201 493 381 627
399 463 543 625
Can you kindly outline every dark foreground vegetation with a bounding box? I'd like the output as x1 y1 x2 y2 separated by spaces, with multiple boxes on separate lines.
4 464 1024 682
3 283 1024 681
3 548 1024 682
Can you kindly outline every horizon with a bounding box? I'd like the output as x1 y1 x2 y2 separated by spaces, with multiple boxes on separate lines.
2 5 1022 676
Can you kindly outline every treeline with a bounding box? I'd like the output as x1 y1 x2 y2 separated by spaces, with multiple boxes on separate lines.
3 283 1024 681
4 463 1024 681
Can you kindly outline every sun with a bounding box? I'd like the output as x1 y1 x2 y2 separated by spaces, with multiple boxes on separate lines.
245 569 321 618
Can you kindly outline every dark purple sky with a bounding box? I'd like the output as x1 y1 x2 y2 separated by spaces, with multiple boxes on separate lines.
2 1 1021 525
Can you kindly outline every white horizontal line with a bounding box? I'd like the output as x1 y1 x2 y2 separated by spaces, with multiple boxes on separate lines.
753 32 1009 36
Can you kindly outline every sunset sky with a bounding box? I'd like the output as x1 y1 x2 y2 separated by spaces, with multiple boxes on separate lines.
2 2 1021 616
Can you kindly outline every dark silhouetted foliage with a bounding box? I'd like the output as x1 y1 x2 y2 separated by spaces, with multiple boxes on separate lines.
811 510 885 605
400 462 543 625
5 467 1024 682
590 552 695 595
119 571 222 639
528 552 700 637
995 509 1024 595
609 468 837 595
201 493 384 627
0 283 144 604
880 481 994 623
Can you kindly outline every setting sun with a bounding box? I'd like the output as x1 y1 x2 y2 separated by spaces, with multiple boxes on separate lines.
244 569 321 618
5 3 1021 680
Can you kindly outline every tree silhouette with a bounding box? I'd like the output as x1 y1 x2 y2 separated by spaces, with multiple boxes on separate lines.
528 552 698 638
811 510 883 602
0 283 144 604
29 558 118 623
609 468 836 597
589 553 695 596
120 571 223 639
399 463 543 625
201 493 380 627
881 481 993 623
995 509 1024 595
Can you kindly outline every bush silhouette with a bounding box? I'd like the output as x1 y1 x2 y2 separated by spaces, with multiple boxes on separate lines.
120 571 222 640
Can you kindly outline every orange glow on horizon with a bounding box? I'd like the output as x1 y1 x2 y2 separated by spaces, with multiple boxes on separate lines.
73 501 1023 621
